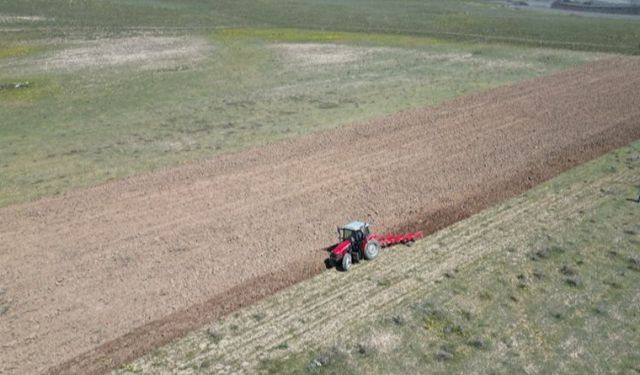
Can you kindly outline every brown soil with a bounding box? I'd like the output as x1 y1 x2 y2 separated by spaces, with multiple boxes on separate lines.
118 148 639 374
0 57 639 375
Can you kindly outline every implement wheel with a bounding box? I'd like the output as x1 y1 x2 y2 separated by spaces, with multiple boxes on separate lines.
364 240 381 260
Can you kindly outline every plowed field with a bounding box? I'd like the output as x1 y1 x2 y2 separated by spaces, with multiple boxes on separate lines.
1 57 639 375
115 138 640 375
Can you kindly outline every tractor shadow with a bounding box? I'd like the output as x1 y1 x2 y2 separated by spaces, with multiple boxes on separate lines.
324 258 335 270
322 243 338 270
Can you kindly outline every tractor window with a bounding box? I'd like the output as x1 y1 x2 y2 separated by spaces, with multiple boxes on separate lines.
341 229 353 241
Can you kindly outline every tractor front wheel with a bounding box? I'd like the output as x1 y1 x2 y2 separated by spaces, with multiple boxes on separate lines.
364 240 381 260
342 253 353 271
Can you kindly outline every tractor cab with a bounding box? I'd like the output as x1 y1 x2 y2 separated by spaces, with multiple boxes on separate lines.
338 221 370 242
331 221 380 271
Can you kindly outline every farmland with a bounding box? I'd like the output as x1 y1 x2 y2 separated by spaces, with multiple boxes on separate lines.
2 57 640 374
3 0 640 207
116 139 640 375
1 1 640 375
0 28 609 208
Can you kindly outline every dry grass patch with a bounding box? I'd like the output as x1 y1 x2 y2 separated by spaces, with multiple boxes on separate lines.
273 43 390 66
0 14 47 23
38 36 212 72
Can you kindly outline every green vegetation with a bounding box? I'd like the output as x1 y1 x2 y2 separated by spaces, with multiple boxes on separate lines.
2 1 640 53
213 0 640 54
0 27 604 207
216 28 444 46
0 43 40 59
259 142 640 374
1 0 639 207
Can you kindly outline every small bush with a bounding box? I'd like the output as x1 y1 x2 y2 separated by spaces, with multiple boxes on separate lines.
517 273 528 288
528 245 564 261
565 276 581 287
252 312 266 321
435 350 454 361
308 346 347 371
560 265 577 276
207 328 224 344
392 314 406 326
356 342 373 355
478 290 493 300
275 342 289 350
444 323 465 336
467 338 490 350
533 270 544 280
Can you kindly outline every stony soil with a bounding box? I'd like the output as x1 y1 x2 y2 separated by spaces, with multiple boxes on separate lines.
0 57 639 375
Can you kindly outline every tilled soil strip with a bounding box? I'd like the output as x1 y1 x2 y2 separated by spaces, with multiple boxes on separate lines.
116 148 640 374
0 57 638 375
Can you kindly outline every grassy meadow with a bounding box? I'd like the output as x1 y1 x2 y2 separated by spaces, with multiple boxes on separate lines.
0 0 640 207
0 28 609 207
1 0 639 207
1 0 640 52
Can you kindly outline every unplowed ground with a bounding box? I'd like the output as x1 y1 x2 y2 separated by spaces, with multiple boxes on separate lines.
1 57 639 375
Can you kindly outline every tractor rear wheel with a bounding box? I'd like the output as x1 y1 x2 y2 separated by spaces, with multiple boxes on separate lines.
342 253 353 271
364 240 381 260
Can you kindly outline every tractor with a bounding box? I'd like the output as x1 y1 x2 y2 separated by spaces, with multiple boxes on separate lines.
329 221 423 271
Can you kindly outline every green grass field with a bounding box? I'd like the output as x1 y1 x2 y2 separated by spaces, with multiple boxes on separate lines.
1 0 639 208
2 0 640 53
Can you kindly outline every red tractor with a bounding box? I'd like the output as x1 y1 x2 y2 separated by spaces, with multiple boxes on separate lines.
329 221 423 271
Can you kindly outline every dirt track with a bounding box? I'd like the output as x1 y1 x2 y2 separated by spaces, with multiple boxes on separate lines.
1 57 639 375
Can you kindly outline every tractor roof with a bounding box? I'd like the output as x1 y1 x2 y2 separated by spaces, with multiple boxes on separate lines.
342 221 368 231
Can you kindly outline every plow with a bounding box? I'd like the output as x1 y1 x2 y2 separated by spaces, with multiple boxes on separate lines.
329 221 423 271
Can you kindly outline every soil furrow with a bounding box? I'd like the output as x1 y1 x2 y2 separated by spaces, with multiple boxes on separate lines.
209 168 634 367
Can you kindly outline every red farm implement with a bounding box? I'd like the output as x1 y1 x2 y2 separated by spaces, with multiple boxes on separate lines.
329 221 423 271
